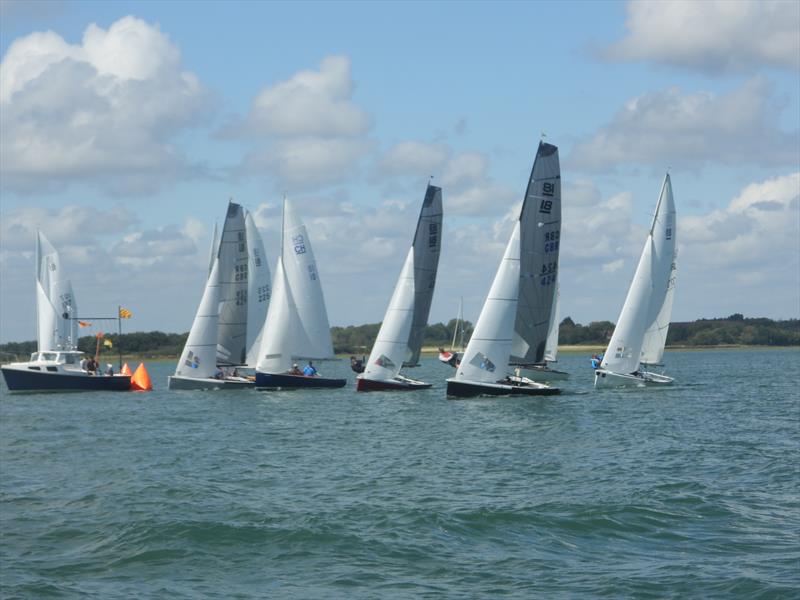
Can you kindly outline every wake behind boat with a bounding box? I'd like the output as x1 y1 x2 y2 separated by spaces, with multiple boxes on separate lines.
356 183 442 392
595 173 678 388
254 196 345 390
1 232 132 393
446 141 561 398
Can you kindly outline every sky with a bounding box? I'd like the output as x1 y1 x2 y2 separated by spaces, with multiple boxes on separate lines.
0 0 798 343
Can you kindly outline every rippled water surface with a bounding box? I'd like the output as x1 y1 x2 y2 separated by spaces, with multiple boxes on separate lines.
2 348 798 598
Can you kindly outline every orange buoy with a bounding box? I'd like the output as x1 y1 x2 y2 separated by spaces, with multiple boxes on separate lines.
131 362 153 391
121 363 132 376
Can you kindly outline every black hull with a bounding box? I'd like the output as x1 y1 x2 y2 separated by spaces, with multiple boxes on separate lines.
255 372 346 389
446 378 560 398
356 377 431 392
1 368 131 393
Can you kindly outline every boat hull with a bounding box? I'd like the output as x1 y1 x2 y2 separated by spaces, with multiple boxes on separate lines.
512 364 569 382
594 368 674 388
446 377 560 398
255 372 346 389
167 375 254 391
1 366 131 393
355 375 431 392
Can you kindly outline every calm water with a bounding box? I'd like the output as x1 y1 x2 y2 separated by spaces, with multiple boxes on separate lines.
1 348 798 598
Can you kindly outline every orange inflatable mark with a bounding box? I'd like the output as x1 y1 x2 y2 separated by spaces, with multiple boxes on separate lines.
121 363 132 376
130 362 153 391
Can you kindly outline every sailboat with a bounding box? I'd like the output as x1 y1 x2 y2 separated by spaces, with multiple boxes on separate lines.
595 173 677 388
1 231 132 392
357 183 443 391
446 141 562 398
168 201 271 390
254 197 346 389
438 297 465 367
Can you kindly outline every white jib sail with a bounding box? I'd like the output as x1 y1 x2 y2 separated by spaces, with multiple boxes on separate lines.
281 197 334 359
217 202 249 365
455 222 521 384
36 231 78 351
244 212 271 367
640 174 678 366
255 258 297 373
175 259 222 379
543 283 560 363
601 174 677 374
363 248 416 381
512 141 561 365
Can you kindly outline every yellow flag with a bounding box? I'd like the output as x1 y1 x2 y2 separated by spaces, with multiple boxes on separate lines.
119 308 133 319
103 339 113 348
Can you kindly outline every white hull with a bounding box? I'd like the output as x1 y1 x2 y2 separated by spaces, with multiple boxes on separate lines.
167 375 254 390
594 368 674 388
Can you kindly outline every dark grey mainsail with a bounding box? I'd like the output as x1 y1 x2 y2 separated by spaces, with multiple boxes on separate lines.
216 201 249 365
404 184 443 367
511 141 561 365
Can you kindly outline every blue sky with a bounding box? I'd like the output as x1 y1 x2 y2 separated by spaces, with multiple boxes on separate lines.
1 0 798 342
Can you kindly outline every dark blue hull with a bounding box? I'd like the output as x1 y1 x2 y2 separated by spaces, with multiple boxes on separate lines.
255 371 346 389
1 367 131 393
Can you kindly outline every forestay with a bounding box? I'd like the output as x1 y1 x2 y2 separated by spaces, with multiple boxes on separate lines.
511 142 561 365
455 222 521 384
36 231 78 352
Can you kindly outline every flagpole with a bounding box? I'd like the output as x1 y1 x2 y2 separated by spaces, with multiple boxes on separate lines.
118 306 123 372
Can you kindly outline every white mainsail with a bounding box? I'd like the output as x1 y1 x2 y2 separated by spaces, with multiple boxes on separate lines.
601 174 677 374
281 197 334 360
244 213 271 367
511 141 561 365
174 259 222 379
216 202 249 365
543 284 560 363
640 175 678 366
362 249 416 381
405 184 443 367
36 231 78 351
454 222 521 384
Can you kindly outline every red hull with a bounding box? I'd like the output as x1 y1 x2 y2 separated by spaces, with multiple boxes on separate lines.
356 377 431 392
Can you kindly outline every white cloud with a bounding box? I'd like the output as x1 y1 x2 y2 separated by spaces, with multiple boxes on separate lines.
0 16 211 194
441 152 489 187
235 55 370 138
374 141 450 178
569 78 798 171
242 137 372 189
112 225 198 267
605 0 800 73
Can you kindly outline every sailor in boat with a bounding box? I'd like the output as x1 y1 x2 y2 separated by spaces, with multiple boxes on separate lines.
350 356 365 373
214 366 224 380
438 347 460 368
303 361 318 377
590 353 603 369
105 363 114 376
289 363 303 375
